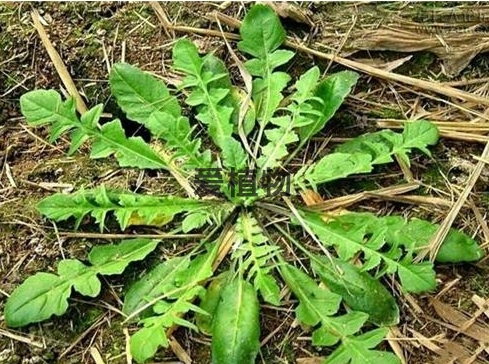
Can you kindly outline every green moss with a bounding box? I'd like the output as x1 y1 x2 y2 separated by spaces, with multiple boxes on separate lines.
377 108 404 119
466 272 489 298
421 164 446 189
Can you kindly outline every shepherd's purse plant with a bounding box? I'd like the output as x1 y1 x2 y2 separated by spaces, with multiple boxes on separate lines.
4 5 484 364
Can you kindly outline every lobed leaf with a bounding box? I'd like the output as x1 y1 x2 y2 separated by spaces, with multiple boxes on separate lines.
300 210 437 293
148 111 213 169
130 286 206 363
37 186 229 231
4 239 159 328
128 244 219 362
325 328 400 364
233 213 281 305
124 243 218 318
109 63 213 169
293 121 439 190
280 262 398 362
20 90 169 170
257 67 323 171
298 70 359 143
172 39 247 169
328 212 484 263
238 4 294 129
311 255 399 326
335 120 439 166
382 215 484 263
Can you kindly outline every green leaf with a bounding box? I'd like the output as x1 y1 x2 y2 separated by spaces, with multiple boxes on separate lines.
123 256 190 318
238 4 286 59
336 120 438 166
294 121 439 190
109 63 181 133
311 255 399 326
172 39 247 169
37 186 228 231
20 90 169 170
281 262 387 352
280 263 342 327
147 111 213 169
4 239 159 328
211 276 260 364
396 260 436 293
298 70 359 142
124 244 218 319
252 72 292 125
130 285 205 363
383 216 484 263
110 63 212 169
328 212 484 264
181 211 209 233
129 244 219 363
293 153 373 191
257 67 322 171
196 271 230 335
300 210 437 293
238 4 293 128
325 328 400 364
233 213 281 305
401 120 439 156
90 118 168 169
20 89 77 126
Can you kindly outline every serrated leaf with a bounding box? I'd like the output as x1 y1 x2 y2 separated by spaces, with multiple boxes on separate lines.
37 186 227 231
336 120 438 167
147 111 213 169
280 262 379 350
130 285 204 363
311 255 399 326
294 121 439 190
4 239 158 328
324 328 400 364
280 263 342 326
20 90 170 171
334 213 484 264
299 71 359 142
233 213 281 305
172 39 246 169
211 276 260 364
257 67 323 171
238 4 293 129
300 210 437 293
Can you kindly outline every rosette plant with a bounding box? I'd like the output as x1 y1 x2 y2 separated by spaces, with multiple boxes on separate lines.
4 4 483 363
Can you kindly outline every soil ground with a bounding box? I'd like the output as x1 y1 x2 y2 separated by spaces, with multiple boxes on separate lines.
1 2 489 364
